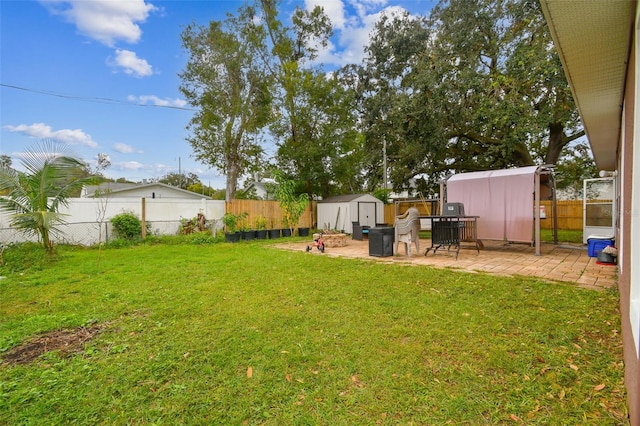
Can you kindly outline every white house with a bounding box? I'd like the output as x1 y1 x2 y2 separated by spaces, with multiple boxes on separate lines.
82 182 211 200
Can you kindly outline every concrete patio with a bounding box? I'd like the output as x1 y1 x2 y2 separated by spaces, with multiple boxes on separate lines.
275 237 617 290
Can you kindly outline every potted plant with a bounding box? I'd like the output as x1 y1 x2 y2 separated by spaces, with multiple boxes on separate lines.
222 212 245 243
268 218 281 239
255 215 268 240
274 171 309 237
298 225 310 237
238 213 255 241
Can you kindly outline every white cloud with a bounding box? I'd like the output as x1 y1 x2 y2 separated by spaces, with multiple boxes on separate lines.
114 143 142 154
40 0 157 47
127 95 187 108
119 161 145 171
3 122 98 148
303 1 410 68
110 49 153 77
305 0 349 30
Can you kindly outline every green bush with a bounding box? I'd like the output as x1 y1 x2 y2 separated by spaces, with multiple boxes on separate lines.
110 211 143 240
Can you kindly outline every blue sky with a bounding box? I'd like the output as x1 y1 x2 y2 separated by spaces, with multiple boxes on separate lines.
1 0 431 189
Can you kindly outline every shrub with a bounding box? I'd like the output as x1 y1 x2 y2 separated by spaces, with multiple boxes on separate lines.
110 211 143 240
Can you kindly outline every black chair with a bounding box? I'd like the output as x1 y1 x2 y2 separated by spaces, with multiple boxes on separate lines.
352 222 363 240
352 222 370 240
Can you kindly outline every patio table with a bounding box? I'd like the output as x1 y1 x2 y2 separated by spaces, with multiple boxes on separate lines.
422 216 481 259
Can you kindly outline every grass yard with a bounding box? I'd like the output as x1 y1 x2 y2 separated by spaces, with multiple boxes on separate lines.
0 240 627 425
419 229 584 245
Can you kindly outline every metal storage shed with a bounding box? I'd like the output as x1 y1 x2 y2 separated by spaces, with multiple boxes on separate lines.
317 194 384 234
444 165 557 256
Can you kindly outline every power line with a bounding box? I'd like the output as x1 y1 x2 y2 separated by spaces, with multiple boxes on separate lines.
0 83 196 111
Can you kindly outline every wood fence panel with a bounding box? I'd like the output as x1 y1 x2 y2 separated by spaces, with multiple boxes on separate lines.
384 200 584 231
540 200 583 230
384 204 396 225
226 199 313 229
226 199 585 232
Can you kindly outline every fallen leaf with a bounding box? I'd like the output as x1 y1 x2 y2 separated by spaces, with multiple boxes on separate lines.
527 404 541 419
569 364 579 371
247 367 253 378
510 413 520 422
350 375 365 388
559 388 565 399
285 374 292 382
594 383 606 391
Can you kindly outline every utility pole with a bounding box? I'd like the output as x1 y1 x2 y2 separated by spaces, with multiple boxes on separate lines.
383 136 388 191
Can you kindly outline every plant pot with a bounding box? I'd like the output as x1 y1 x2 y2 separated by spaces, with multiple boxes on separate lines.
256 230 267 240
298 227 310 237
225 232 241 243
241 230 256 241
597 251 616 264
268 229 281 239
281 228 292 237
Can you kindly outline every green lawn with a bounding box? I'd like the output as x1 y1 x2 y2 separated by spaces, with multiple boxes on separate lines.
0 240 627 425
419 229 584 245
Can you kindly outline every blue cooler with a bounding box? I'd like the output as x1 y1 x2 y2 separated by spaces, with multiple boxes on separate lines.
587 235 614 258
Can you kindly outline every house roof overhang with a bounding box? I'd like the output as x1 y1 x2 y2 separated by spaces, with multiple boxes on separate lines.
540 0 636 171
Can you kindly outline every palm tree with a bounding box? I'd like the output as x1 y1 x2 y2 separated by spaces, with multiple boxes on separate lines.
0 140 90 253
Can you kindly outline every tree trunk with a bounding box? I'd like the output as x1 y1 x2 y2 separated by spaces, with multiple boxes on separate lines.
545 122 567 165
226 162 238 203
513 142 534 166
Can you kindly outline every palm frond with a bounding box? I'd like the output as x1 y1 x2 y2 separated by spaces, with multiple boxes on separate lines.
0 139 88 251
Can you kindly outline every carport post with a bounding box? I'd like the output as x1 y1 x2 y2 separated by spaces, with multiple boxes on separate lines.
534 171 541 256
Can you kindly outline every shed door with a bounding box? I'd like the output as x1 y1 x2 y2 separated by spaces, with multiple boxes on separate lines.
358 202 376 227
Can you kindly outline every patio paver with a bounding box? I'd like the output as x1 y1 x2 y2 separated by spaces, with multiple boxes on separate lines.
275 238 617 290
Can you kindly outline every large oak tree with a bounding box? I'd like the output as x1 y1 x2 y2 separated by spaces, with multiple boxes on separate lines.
356 0 584 194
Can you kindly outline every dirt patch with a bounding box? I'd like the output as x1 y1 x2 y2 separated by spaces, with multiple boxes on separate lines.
1 323 104 366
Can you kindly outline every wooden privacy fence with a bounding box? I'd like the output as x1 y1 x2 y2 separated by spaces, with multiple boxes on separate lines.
227 199 583 231
383 200 583 231
225 199 314 230
540 200 582 230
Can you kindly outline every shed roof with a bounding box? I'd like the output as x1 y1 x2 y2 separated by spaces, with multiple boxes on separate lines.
318 194 381 204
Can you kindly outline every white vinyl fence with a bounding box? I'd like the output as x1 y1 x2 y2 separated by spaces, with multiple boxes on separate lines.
0 197 226 246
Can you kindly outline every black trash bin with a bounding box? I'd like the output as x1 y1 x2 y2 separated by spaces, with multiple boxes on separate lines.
369 227 394 257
